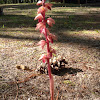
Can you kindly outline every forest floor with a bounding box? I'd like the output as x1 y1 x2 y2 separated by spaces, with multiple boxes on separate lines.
0 3 100 100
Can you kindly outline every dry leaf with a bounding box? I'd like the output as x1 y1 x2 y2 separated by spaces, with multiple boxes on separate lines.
16 65 32 71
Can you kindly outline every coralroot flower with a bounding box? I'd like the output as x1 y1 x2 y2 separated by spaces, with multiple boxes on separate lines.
47 47 56 59
49 33 57 40
45 3 53 10
37 6 47 14
47 35 53 43
47 52 52 59
47 17 55 27
50 47 56 54
46 28 50 34
35 22 45 30
37 0 42 6
39 54 47 63
40 28 46 35
37 40 46 49
49 47 56 57
34 13 43 20
47 33 57 43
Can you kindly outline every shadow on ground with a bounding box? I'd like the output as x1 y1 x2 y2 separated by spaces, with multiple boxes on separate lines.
1 3 38 9
0 15 36 28
52 67 83 76
53 2 100 7
1 3 100 9
0 4 100 50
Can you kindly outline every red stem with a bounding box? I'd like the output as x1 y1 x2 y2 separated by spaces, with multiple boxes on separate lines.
47 58 52 78
42 0 53 99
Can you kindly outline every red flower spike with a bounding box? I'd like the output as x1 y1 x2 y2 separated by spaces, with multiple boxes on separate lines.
47 17 55 27
35 1 55 100
37 40 46 49
37 6 47 14
34 13 43 20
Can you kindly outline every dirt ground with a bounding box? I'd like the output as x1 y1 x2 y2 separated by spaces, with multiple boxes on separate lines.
0 3 100 100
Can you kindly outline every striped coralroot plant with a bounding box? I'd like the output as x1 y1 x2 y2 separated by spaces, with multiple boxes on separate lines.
34 0 56 100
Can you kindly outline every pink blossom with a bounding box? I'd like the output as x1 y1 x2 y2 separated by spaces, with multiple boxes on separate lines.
37 1 43 6
46 28 50 34
34 13 43 20
37 6 47 14
47 35 53 43
41 28 50 34
47 52 52 59
39 54 47 63
50 47 56 54
38 19 42 23
37 40 46 49
45 3 53 10
47 33 57 43
47 17 55 27
49 33 57 40
40 28 46 35
47 47 56 58
35 22 45 30
40 28 51 36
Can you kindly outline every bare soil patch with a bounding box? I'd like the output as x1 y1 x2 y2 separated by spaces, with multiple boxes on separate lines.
0 3 100 100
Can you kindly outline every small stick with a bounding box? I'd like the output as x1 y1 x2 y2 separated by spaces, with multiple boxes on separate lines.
56 90 59 100
9 73 40 84
15 82 19 100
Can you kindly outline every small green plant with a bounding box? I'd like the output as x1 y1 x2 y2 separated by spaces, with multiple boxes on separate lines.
63 80 75 86
2 24 5 28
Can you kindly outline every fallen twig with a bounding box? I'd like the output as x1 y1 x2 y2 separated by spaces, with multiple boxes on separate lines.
15 81 19 100
9 72 40 85
56 90 59 100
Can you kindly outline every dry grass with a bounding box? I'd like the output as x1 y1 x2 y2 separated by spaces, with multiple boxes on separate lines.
0 3 100 100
